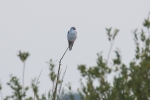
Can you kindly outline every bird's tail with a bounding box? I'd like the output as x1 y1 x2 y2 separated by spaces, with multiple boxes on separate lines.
68 41 74 51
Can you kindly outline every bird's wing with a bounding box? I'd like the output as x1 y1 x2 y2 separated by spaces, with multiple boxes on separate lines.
67 31 70 41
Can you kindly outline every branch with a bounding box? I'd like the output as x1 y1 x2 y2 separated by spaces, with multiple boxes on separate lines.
58 66 67 99
52 47 69 100
148 11 150 38
106 41 114 65
34 68 43 100
22 61 25 100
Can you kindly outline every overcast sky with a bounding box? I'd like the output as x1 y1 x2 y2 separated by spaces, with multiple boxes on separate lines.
0 0 150 97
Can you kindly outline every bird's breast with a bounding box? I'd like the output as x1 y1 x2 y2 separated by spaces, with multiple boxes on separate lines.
67 33 77 42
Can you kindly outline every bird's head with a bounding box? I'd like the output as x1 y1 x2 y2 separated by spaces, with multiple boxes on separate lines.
71 27 76 30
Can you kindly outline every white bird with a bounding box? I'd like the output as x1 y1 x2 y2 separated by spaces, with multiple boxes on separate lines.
67 27 77 51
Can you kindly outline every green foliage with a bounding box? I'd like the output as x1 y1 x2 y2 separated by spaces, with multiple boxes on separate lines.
48 59 57 83
47 59 68 100
17 51 30 100
31 79 47 100
78 53 111 100
77 13 150 100
106 27 119 42
4 75 29 100
18 51 30 62
0 58 68 100
143 12 150 29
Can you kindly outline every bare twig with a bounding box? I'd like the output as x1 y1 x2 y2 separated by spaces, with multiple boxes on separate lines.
58 66 67 99
59 66 67 93
36 68 43 85
45 90 46 98
34 68 43 100
148 11 150 38
22 62 25 100
106 28 119 65
52 78 55 95
106 41 114 65
52 47 69 100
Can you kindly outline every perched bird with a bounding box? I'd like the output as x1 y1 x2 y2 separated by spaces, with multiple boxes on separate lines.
67 27 77 51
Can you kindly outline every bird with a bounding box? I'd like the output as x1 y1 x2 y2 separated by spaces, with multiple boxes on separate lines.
67 27 77 51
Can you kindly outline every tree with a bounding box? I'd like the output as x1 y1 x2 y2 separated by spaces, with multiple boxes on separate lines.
77 12 150 100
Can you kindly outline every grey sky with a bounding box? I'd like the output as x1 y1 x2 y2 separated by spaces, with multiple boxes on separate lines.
0 0 150 97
